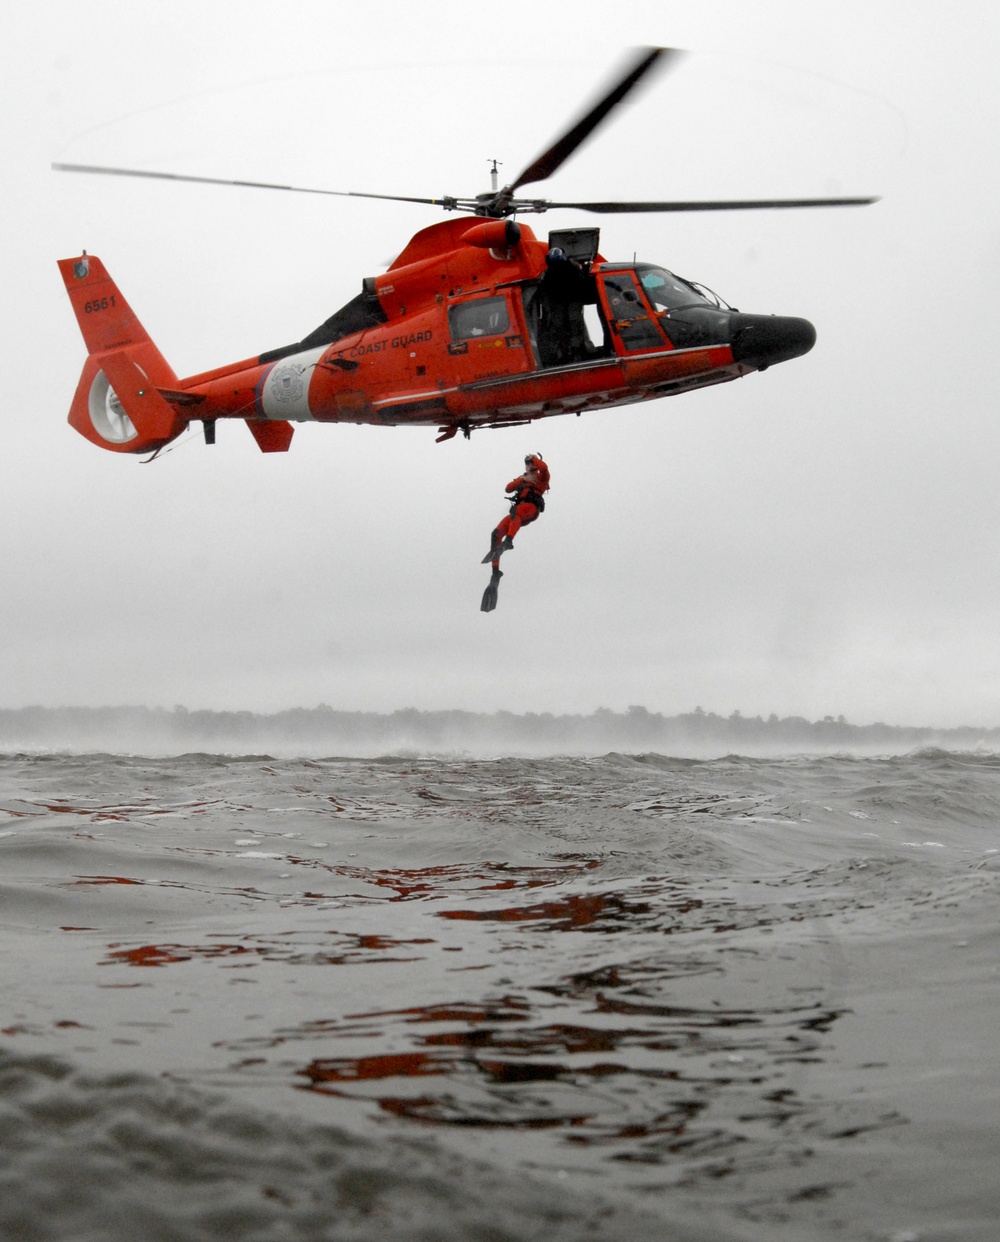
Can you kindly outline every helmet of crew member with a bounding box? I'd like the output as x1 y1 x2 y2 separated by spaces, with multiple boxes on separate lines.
523 454 549 491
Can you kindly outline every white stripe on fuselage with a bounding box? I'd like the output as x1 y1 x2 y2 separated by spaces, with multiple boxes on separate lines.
260 346 325 421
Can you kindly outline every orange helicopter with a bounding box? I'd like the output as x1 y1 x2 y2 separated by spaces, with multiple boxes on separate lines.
54 48 875 458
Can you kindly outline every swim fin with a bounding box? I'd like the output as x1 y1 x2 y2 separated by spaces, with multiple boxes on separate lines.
481 537 514 565
480 568 503 612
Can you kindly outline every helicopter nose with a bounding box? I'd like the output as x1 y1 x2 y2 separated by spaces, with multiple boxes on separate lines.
729 313 816 370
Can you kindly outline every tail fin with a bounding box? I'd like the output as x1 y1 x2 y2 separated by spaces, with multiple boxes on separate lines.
57 253 186 453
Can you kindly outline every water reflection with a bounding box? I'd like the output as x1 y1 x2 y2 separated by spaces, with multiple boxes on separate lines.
101 932 435 968
293 982 850 1158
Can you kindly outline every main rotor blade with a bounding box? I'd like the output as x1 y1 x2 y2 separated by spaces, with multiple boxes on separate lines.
52 162 452 208
510 46 676 192
539 195 880 212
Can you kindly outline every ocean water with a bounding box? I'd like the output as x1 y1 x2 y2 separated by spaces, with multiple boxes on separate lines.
2 749 998 1241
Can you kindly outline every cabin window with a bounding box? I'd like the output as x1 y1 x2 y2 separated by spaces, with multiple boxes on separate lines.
448 295 510 342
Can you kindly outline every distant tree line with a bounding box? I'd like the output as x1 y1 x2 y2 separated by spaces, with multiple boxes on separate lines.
0 704 997 756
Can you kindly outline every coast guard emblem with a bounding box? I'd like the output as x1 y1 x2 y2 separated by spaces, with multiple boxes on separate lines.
272 365 304 403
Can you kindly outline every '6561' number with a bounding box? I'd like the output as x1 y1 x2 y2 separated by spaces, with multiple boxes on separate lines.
84 296 116 313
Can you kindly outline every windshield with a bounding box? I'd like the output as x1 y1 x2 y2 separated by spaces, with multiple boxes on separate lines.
636 265 729 312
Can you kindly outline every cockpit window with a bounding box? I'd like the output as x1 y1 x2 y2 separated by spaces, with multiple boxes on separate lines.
636 266 711 312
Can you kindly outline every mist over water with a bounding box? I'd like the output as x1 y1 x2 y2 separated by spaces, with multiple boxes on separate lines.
3 705 1000 758
3 746 998 1240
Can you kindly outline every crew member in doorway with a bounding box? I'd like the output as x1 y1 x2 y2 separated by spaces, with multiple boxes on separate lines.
480 454 550 612
537 248 594 367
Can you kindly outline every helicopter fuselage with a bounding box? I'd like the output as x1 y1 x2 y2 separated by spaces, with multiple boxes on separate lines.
59 216 816 455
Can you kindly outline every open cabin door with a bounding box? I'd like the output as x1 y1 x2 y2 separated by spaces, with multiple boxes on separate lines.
520 228 613 370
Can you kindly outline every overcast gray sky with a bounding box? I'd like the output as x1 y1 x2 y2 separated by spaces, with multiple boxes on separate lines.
5 1 1000 726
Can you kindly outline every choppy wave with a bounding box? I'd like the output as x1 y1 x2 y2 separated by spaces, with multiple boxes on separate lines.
2 751 998 1240
0 1049 697 1242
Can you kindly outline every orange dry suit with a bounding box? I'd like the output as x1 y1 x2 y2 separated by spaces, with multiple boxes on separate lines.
491 456 550 561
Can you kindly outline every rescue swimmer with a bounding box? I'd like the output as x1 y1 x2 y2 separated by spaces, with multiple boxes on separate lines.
480 453 550 612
